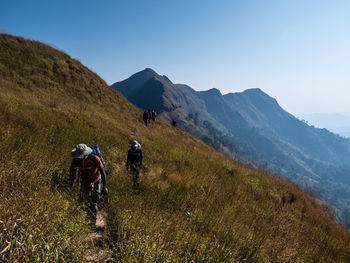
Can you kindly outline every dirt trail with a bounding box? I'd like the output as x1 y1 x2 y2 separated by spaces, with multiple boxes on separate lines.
83 210 112 262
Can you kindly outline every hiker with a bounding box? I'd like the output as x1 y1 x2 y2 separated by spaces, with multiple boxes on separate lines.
171 119 177 127
143 110 149 126
151 110 156 122
148 110 152 122
70 144 108 222
126 140 143 189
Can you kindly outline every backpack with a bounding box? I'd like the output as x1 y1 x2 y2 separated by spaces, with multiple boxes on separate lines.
90 145 106 167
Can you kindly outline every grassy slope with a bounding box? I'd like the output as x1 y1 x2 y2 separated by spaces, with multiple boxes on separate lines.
0 34 349 262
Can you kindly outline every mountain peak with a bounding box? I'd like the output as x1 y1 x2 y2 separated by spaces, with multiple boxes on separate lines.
142 67 157 74
206 88 222 96
243 88 266 95
111 68 159 89
240 88 275 102
134 67 159 78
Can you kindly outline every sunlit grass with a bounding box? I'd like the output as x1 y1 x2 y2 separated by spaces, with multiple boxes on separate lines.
1 34 350 262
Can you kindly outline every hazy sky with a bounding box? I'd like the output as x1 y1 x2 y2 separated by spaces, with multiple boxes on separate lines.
1 0 350 115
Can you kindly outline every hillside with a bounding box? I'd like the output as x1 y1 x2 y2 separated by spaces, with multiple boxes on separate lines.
113 69 350 228
1 34 350 262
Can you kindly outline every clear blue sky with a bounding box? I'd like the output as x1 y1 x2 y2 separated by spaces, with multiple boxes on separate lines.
1 0 350 115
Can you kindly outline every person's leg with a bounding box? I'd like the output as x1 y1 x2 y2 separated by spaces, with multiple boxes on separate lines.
87 180 101 223
135 166 140 187
93 179 102 210
132 166 140 189
132 167 136 189
130 166 138 189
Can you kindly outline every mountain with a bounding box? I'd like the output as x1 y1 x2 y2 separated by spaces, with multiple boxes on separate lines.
112 69 237 156
2 34 350 262
112 68 221 124
113 69 350 228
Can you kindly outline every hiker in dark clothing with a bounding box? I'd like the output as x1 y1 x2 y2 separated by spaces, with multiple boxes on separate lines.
143 110 149 126
171 119 177 127
70 144 108 222
151 110 156 122
147 110 152 124
126 140 143 189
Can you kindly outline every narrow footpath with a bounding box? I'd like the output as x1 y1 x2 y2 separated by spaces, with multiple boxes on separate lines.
83 210 112 262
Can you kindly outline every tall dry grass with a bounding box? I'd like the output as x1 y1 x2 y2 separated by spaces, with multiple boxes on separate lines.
0 34 349 262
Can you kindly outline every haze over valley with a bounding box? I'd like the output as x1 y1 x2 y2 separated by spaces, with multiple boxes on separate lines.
299 113 350 138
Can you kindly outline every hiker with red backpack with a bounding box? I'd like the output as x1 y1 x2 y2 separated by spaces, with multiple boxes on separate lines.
70 144 108 223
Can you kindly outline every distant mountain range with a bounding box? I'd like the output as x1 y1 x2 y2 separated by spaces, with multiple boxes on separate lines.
112 68 350 228
298 113 350 138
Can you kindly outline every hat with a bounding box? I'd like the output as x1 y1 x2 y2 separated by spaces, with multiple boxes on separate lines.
131 140 141 150
71 144 93 159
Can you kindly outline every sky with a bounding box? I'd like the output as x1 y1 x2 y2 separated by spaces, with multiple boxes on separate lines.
1 0 350 115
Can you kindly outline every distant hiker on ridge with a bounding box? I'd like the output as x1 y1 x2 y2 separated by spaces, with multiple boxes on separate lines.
171 119 177 127
147 109 152 124
70 144 108 223
143 110 149 126
151 110 156 122
126 140 143 189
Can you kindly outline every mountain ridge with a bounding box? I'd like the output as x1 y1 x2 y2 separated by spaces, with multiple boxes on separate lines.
113 68 350 228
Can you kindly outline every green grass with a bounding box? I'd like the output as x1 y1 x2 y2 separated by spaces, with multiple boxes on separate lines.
1 34 350 262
